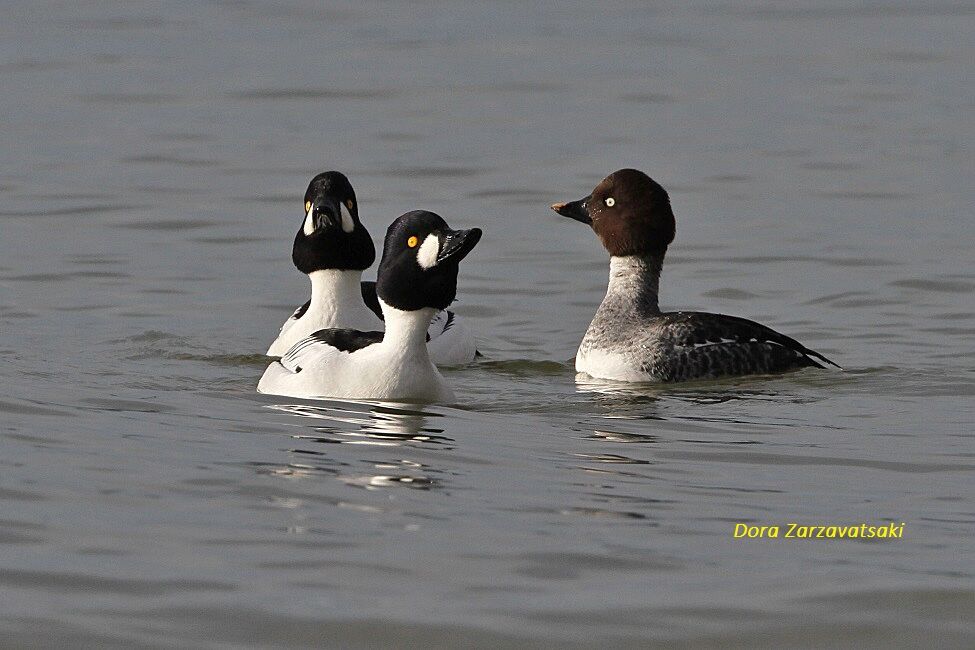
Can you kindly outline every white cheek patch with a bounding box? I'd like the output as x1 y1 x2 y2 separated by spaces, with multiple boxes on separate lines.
340 202 355 233
416 234 439 269
303 206 315 235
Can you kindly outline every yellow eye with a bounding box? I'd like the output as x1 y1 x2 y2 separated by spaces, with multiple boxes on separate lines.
407 235 419 248
304 201 312 213
346 200 354 211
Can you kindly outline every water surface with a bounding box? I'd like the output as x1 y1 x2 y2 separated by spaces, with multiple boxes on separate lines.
1 1 973 646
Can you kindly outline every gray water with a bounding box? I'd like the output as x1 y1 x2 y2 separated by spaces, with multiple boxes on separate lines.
2 1 973 647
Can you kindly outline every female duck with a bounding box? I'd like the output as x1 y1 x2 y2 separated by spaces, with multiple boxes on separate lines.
551 169 838 382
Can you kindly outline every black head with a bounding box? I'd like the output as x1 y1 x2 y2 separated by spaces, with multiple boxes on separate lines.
551 169 676 257
376 210 482 311
292 171 376 274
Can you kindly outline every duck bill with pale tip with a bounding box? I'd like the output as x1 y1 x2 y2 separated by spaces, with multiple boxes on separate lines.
550 197 592 225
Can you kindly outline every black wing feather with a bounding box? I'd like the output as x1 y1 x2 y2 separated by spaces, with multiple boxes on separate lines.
300 328 384 354
359 281 383 321
667 312 838 367
290 299 311 321
279 328 383 374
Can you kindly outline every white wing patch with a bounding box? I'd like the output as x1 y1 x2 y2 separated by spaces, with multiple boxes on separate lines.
416 234 439 269
690 338 738 348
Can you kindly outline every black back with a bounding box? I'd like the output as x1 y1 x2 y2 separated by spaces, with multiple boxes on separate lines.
295 328 384 357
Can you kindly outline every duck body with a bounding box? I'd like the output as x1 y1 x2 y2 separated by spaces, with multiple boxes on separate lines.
259 305 453 402
576 255 831 382
579 309 828 382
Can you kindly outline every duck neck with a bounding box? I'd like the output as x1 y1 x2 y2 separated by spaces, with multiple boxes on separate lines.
307 269 364 314
602 253 664 316
379 300 435 356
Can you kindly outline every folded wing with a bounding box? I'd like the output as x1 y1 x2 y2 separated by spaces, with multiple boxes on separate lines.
648 311 839 381
279 328 384 374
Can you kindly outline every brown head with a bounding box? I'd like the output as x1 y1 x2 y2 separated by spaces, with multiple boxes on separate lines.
550 169 676 257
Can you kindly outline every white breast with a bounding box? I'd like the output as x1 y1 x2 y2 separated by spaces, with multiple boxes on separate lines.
576 347 653 382
267 270 381 356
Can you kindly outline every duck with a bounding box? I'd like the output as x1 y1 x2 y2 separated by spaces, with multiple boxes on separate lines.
266 171 479 365
258 210 481 401
551 168 838 382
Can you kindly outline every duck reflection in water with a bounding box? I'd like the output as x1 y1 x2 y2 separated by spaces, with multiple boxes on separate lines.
266 400 454 447
253 400 454 489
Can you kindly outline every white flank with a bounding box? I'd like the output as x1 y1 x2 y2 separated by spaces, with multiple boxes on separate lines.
258 298 454 402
